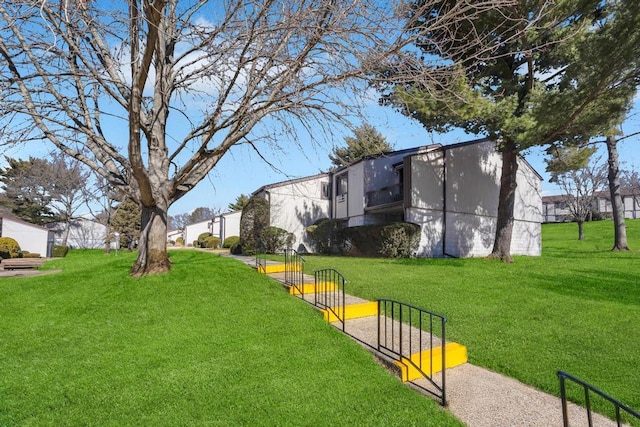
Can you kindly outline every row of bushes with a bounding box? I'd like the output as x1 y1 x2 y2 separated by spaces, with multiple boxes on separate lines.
232 194 418 258
307 219 420 258
0 237 68 259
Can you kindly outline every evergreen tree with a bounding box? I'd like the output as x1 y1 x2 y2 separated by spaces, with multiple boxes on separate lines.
0 157 55 225
329 123 394 168
228 194 250 212
111 200 142 250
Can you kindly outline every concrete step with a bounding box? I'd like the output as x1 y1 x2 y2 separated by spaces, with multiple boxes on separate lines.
395 342 468 382
322 301 379 322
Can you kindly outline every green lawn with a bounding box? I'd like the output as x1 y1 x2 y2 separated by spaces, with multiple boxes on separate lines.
299 219 640 423
0 250 460 426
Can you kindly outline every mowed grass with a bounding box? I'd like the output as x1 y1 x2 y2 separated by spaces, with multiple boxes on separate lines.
0 250 461 426
300 219 640 423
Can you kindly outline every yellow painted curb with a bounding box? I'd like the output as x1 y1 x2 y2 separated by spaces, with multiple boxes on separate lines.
394 342 468 382
289 281 337 295
323 301 379 322
257 264 293 274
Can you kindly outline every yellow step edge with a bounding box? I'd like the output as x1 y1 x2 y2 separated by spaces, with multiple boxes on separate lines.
394 342 468 382
323 301 379 322
257 264 302 274
289 281 336 296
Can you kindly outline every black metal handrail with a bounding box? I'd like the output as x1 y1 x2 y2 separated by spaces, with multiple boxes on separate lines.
313 268 347 331
377 299 447 406
284 248 305 295
558 371 640 427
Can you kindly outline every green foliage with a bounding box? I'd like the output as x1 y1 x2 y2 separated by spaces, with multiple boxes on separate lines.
306 218 346 254
204 236 221 249
52 245 68 258
228 194 250 211
175 237 184 246
223 236 239 248
0 157 56 225
259 226 289 254
111 200 141 248
342 223 420 258
238 195 270 255
378 223 421 258
0 237 22 259
329 123 394 168
193 232 212 248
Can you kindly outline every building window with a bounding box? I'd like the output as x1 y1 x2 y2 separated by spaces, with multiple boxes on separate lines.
321 182 330 199
336 174 348 196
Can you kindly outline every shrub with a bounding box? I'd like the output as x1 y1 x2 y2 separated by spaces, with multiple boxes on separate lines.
306 218 346 255
0 237 22 259
230 243 243 255
343 222 420 258
176 237 184 246
259 226 289 254
52 245 69 258
204 236 221 249
238 195 270 255
378 223 420 258
223 236 239 248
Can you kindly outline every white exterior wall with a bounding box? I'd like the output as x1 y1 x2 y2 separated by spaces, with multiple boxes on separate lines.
407 140 541 258
59 219 107 249
2 218 52 256
183 220 212 246
268 176 330 252
167 229 183 243
220 211 241 242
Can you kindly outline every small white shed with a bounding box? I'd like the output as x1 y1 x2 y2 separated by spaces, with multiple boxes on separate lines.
0 215 54 257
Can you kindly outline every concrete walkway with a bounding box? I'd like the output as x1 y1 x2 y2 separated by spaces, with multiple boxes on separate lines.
222 253 624 427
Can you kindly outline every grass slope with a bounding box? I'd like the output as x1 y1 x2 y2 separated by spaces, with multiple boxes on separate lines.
300 219 640 424
0 250 460 426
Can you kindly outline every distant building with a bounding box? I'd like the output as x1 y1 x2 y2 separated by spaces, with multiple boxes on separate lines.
542 188 640 223
47 218 110 249
0 215 54 257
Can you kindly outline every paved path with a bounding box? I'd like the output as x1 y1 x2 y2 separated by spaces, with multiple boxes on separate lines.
222 253 624 427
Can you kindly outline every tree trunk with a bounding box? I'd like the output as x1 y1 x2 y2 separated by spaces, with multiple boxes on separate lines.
61 219 71 247
489 140 519 263
606 135 629 251
131 204 171 276
104 219 112 254
577 220 584 240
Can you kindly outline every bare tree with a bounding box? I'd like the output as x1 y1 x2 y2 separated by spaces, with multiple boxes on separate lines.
546 148 608 240
0 0 516 275
84 175 127 253
48 152 92 246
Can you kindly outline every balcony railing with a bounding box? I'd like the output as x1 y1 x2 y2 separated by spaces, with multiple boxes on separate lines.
366 183 403 208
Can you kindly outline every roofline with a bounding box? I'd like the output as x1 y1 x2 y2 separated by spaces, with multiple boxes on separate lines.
251 172 329 196
330 144 441 175
0 215 51 231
